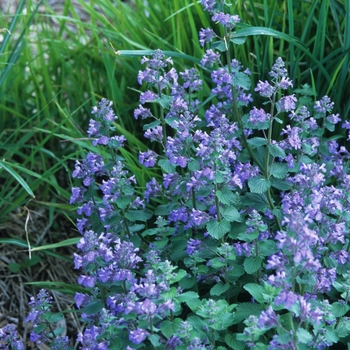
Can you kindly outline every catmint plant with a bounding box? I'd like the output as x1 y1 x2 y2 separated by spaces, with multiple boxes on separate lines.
14 0 350 349
0 324 24 350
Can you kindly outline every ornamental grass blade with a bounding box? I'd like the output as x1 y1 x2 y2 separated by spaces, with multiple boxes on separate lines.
0 160 35 198
232 26 331 82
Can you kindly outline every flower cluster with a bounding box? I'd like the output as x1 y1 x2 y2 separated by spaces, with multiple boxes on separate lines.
0 324 24 350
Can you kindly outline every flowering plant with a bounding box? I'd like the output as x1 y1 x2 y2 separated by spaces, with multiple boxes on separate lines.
3 0 350 349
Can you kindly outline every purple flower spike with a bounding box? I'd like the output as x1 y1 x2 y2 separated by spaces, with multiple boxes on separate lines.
258 306 280 329
129 328 148 344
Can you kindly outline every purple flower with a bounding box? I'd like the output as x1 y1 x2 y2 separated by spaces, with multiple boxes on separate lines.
50 336 70 350
266 252 287 270
277 95 297 112
201 0 216 14
258 306 280 329
93 135 109 146
234 242 252 257
314 95 334 114
70 186 85 204
269 57 288 80
77 326 109 349
141 49 173 69
91 98 118 123
186 238 202 255
0 324 24 350
129 328 148 344
248 107 270 126
169 207 189 224
180 68 202 91
280 125 302 149
139 150 158 167
255 80 274 97
278 76 293 89
268 333 295 350
275 290 298 309
144 126 163 142
140 90 158 104
165 336 183 350
144 178 162 202
26 289 52 324
199 28 216 47
212 12 240 29
327 113 341 124
134 105 153 120
190 209 210 227
78 275 96 288
87 119 101 137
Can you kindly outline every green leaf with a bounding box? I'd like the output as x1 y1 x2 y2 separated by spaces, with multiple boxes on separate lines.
210 283 230 296
83 301 104 315
268 144 286 159
171 269 187 283
43 312 64 323
270 163 289 179
248 176 271 194
178 276 196 290
232 71 251 90
149 334 161 347
158 159 176 173
297 328 313 344
115 197 131 209
125 210 151 222
9 261 22 273
325 327 339 343
243 256 262 274
143 120 160 130
188 159 200 172
227 264 245 278
243 193 269 210
161 319 182 338
175 291 199 303
187 316 209 337
220 206 241 222
272 208 283 221
128 224 145 233
233 303 264 324
257 240 278 257
230 37 246 45
299 155 313 164
216 187 237 205
152 237 168 249
247 137 267 147
243 283 266 303
211 40 227 52
185 298 202 312
336 319 350 338
211 312 235 330
225 334 246 350
270 177 291 191
210 257 227 269
34 324 47 334
206 219 230 239
161 287 177 300
332 302 350 317
157 94 172 109
155 203 176 215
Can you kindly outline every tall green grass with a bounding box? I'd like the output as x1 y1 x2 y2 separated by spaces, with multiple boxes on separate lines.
0 0 348 256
